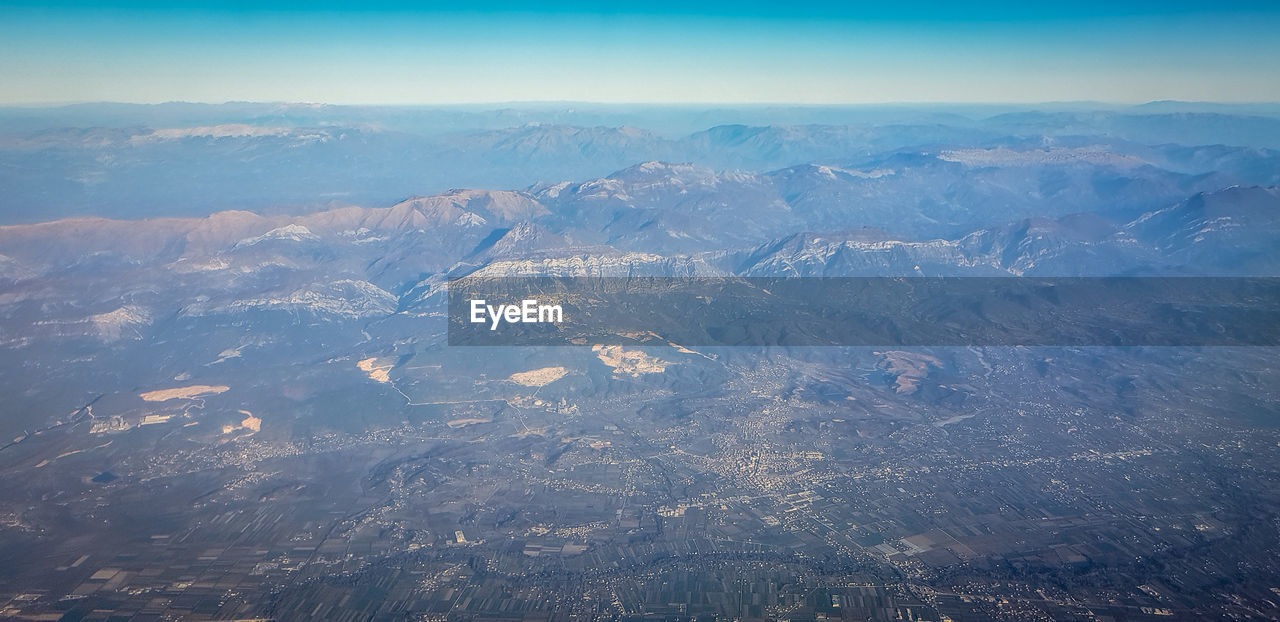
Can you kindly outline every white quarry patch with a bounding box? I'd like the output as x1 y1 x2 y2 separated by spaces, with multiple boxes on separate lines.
880 351 942 395
508 366 568 387
447 417 492 428
223 409 262 434
139 385 229 402
357 357 394 383
592 345 668 377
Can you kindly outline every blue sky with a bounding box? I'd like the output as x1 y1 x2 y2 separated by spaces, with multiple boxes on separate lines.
1 1 1278 105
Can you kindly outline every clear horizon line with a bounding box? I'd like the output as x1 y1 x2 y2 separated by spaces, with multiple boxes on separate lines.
3 98 1280 109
